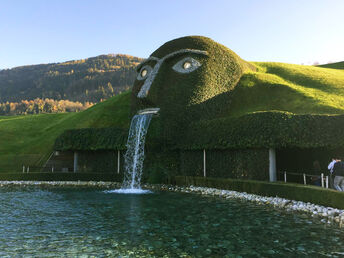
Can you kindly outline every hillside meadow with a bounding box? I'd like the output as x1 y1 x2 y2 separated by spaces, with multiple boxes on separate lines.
0 91 131 171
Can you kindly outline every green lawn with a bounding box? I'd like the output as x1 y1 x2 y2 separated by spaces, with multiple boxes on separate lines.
0 91 131 171
1 61 343 172
227 62 344 117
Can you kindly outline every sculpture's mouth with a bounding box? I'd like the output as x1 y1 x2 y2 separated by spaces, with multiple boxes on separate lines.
137 108 160 116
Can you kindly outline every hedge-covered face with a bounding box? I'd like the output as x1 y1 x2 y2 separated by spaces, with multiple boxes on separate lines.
135 49 207 99
132 36 252 112
131 36 253 140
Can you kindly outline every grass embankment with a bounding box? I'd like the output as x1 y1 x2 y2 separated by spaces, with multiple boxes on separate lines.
0 91 131 172
227 62 344 117
183 62 344 150
318 61 344 70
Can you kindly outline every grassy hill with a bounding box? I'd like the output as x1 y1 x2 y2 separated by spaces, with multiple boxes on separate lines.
0 91 131 171
0 59 343 172
0 54 143 103
227 62 344 117
318 61 344 70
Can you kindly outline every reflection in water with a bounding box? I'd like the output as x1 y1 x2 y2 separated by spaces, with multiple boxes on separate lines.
0 187 344 256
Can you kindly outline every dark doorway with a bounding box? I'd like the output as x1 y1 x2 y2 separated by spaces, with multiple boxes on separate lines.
276 147 344 184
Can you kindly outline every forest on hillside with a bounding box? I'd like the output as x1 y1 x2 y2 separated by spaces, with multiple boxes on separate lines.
0 54 143 115
0 99 93 115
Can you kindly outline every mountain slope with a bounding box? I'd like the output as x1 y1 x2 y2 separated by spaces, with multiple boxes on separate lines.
0 54 143 103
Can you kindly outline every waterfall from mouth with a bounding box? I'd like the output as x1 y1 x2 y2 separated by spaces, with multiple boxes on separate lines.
121 113 153 190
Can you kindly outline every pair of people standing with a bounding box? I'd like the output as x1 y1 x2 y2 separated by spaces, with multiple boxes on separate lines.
328 158 344 191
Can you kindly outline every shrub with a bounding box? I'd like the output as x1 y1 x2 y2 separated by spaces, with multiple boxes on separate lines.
181 112 344 149
54 127 128 151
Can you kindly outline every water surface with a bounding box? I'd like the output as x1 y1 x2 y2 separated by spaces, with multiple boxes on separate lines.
1 186 343 257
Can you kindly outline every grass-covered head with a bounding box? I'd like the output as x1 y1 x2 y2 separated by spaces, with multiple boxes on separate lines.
131 36 255 141
132 36 254 110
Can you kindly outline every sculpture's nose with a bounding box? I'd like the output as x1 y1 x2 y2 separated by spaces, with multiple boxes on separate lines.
137 60 162 98
137 79 150 98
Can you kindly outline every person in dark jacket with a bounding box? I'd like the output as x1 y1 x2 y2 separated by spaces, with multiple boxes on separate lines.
333 159 344 191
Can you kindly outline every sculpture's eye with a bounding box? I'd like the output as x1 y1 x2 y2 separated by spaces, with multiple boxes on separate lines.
172 57 201 74
137 65 152 80
141 69 147 77
183 61 191 69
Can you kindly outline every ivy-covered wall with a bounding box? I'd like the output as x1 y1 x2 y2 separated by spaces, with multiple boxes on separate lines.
182 112 344 150
77 150 125 174
55 112 344 152
54 127 127 151
53 110 344 180
179 149 269 180
47 150 125 174
143 148 179 184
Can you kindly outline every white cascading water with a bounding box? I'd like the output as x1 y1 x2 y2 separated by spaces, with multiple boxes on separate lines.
120 113 153 192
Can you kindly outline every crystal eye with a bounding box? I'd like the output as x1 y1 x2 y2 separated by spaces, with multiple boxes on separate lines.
183 62 191 69
137 65 152 80
172 57 201 74
141 69 147 77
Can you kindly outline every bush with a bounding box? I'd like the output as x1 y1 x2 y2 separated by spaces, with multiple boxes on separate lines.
182 112 344 150
54 127 128 151
175 176 344 209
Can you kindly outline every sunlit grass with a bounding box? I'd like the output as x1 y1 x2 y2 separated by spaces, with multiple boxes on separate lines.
318 61 344 70
227 62 344 117
0 91 131 171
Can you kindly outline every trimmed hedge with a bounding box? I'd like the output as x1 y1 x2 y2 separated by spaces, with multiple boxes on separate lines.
179 149 269 180
77 150 125 173
54 127 128 151
182 112 344 149
143 149 179 184
54 112 344 151
175 176 344 209
0 172 122 182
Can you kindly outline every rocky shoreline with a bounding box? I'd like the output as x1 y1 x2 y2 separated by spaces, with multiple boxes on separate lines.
1 180 344 227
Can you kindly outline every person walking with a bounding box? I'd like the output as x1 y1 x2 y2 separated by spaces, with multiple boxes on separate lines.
333 159 344 191
328 158 338 189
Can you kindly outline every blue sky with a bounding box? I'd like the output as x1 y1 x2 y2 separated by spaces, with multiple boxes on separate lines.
0 0 343 69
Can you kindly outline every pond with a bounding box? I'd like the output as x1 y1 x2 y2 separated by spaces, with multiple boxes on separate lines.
1 186 344 257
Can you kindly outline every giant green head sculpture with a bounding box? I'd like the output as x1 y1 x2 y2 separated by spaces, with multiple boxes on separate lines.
131 36 255 142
